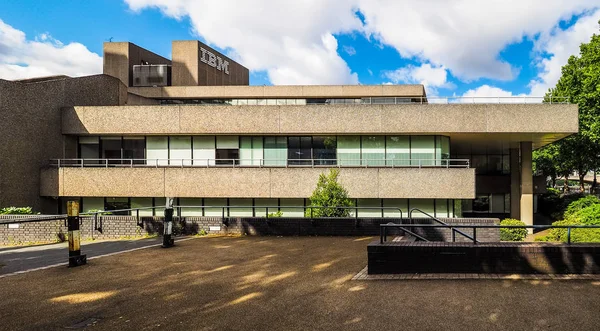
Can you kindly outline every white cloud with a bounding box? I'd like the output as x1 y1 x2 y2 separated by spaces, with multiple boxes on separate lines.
529 9 600 96
125 0 598 87
0 20 102 80
126 0 360 85
343 45 357 56
384 63 455 96
359 0 599 82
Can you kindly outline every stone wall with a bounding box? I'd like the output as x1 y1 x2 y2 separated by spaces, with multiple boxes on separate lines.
368 241 600 274
0 215 499 245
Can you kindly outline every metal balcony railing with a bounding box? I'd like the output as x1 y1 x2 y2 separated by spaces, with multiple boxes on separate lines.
48 158 470 169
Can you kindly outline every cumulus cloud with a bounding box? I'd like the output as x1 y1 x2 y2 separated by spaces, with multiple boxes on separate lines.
126 0 360 85
384 63 455 96
359 0 599 82
0 19 102 80
125 0 598 87
529 9 600 96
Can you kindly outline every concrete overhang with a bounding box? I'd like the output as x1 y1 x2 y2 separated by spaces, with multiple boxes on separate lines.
62 103 578 148
40 167 475 200
127 84 426 99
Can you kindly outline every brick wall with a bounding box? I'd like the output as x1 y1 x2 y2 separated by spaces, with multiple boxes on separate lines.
0 215 500 245
368 241 600 274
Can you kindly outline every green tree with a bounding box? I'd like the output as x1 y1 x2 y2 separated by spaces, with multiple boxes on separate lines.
542 21 600 192
306 169 354 217
533 143 560 187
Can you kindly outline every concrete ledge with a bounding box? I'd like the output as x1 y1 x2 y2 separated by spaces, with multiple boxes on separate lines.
368 241 600 275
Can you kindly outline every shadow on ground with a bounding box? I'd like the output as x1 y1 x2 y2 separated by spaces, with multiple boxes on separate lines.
0 236 599 331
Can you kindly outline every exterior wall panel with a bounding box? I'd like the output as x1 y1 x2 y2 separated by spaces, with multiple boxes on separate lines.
41 167 475 199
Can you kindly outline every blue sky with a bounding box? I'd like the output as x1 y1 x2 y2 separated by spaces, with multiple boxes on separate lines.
0 0 599 98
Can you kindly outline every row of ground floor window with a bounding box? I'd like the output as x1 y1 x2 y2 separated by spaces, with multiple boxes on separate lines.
58 195 513 218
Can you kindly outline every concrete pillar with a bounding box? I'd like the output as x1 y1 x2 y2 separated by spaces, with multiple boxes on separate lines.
520 142 533 231
510 148 520 219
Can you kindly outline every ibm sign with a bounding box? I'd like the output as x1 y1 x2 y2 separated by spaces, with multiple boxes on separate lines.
200 47 230 75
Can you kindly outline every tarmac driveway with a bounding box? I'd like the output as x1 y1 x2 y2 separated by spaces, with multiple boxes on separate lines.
0 236 599 330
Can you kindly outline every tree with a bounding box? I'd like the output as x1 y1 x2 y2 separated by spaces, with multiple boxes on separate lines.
542 21 600 192
533 144 560 188
306 169 354 217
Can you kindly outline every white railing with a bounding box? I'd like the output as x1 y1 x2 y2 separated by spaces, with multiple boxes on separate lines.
49 158 470 169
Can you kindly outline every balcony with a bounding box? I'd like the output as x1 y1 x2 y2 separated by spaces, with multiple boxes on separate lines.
40 158 476 199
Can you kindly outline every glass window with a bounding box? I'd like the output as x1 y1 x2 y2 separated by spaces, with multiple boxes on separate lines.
264 137 287 166
361 136 385 166
504 194 511 214
147 136 169 166
229 199 253 217
123 137 145 165
471 155 487 174
82 197 104 213
357 199 382 217
105 198 130 215
410 136 435 166
131 197 153 216
386 136 410 166
193 136 215 166
337 136 360 166
502 155 510 174
101 137 122 164
473 195 490 213
280 199 305 217
179 198 203 216
288 137 312 165
487 155 503 175
435 199 449 218
254 198 279 217
313 136 336 165
410 199 435 218
491 194 505 214
215 136 239 166
461 199 473 213
79 136 100 165
383 199 408 218
170 136 192 166
441 136 450 160
204 198 227 217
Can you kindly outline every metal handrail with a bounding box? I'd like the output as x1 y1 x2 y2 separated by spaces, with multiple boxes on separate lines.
379 223 600 244
48 158 470 169
409 208 477 243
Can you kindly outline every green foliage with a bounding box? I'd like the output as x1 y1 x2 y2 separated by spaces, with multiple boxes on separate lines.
539 22 600 192
537 203 600 243
564 195 600 219
500 219 528 241
85 209 112 215
306 169 354 217
267 210 284 218
537 191 586 220
0 207 37 215
198 229 208 236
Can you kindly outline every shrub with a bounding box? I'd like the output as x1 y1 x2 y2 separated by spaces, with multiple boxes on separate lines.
499 219 528 241
540 205 600 243
306 169 353 217
564 195 600 219
267 210 283 218
0 207 37 215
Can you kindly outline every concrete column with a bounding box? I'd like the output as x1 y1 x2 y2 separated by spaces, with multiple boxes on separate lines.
510 148 520 219
520 142 533 231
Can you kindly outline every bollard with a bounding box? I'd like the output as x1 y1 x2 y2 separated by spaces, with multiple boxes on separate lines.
162 197 175 248
67 201 87 267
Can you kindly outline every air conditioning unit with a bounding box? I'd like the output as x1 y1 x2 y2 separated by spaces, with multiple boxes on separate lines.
132 64 172 87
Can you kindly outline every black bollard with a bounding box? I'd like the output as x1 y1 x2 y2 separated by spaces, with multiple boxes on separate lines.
162 197 175 248
67 201 87 267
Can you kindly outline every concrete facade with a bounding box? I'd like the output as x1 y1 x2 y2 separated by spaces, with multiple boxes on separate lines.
40 167 476 199
62 104 577 149
171 40 249 86
0 75 127 213
103 42 172 87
